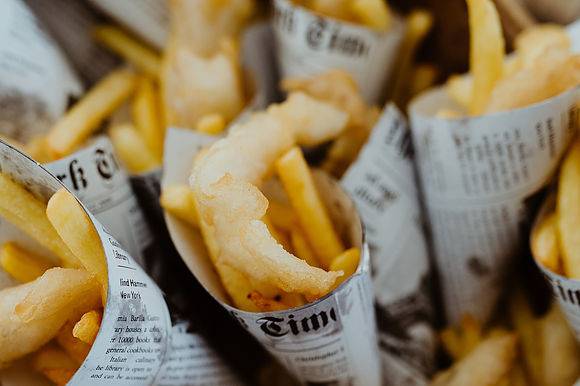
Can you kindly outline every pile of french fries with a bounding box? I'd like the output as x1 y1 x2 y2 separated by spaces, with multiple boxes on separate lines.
433 289 580 385
6 0 257 176
0 176 106 385
441 0 579 117
162 90 363 312
532 140 580 279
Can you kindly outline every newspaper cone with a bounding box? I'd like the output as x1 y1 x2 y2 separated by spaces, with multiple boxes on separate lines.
163 128 382 386
0 140 172 385
409 86 579 324
0 0 82 142
533 195 580 342
124 25 279 385
271 0 403 103
341 104 436 384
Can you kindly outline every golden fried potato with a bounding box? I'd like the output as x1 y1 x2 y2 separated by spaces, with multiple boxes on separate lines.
190 94 349 299
485 53 580 113
0 268 100 366
430 334 518 386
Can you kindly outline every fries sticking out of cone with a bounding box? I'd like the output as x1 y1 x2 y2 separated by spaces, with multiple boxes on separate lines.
0 180 106 375
162 89 381 384
188 91 354 306
438 0 580 117
434 287 580 385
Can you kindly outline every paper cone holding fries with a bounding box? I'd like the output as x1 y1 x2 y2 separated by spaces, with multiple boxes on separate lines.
409 86 578 324
162 126 382 386
407 0 580 324
272 0 404 103
0 140 173 385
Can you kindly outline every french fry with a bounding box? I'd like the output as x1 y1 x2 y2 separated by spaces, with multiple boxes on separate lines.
539 304 580 385
430 334 518 386
557 140 580 279
267 200 297 231
391 9 433 106
0 268 101 365
459 314 483 354
160 184 199 227
445 75 472 111
132 76 164 159
408 64 438 100
56 321 91 364
0 242 54 283
514 24 570 70
290 227 320 268
32 345 78 386
280 291 306 308
276 147 344 269
435 109 463 119
0 172 79 268
485 53 580 113
108 124 161 174
440 327 463 360
217 263 260 312
309 0 353 22
46 189 108 303
248 291 288 312
196 113 226 135
73 310 102 345
93 25 161 78
47 69 138 159
531 211 561 273
350 0 391 31
329 247 359 288
509 287 543 384
466 0 505 115
24 135 54 163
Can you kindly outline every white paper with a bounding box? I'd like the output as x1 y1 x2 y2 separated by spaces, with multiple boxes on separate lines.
0 0 82 142
341 104 435 384
162 128 382 386
45 137 152 267
409 87 579 324
87 0 168 49
0 141 172 385
272 0 403 103
155 322 245 386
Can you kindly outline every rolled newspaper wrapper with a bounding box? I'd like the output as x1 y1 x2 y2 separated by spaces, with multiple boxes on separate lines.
341 104 436 384
163 128 382 386
0 140 172 385
409 86 579 324
126 24 279 380
45 136 153 268
87 0 168 49
533 195 580 342
0 0 82 142
271 0 404 103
